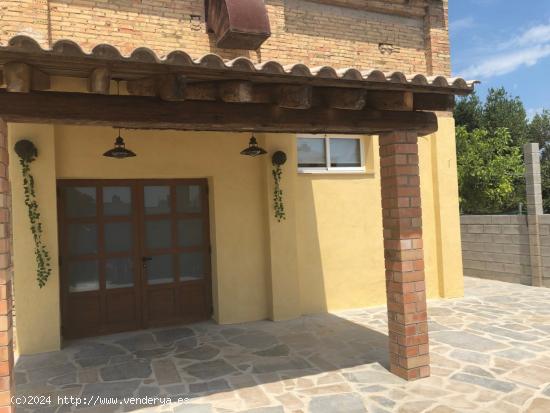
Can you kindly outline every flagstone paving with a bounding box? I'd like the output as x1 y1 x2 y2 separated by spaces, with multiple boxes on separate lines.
13 277 550 412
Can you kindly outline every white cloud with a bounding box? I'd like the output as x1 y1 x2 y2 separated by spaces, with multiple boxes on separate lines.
451 17 475 32
457 21 550 79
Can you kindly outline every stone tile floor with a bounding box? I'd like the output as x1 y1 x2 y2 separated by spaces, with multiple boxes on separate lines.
14 277 550 413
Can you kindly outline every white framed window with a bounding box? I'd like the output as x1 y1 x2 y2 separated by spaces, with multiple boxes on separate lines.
297 134 366 173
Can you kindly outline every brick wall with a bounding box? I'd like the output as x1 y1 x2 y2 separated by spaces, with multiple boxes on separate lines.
460 215 550 286
0 0 450 75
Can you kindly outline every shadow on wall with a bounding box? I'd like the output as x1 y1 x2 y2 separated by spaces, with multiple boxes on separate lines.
14 313 391 411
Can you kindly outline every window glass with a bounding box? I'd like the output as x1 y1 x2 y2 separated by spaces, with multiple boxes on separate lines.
144 186 171 215
145 220 172 250
68 224 98 256
178 219 203 247
65 187 96 218
147 254 173 285
179 252 205 281
105 222 132 253
68 260 99 292
176 185 202 213
330 139 361 167
103 187 131 216
106 258 134 289
297 138 326 167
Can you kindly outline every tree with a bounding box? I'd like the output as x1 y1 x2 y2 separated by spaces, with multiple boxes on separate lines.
527 109 550 160
456 126 524 214
527 110 550 212
455 87 528 146
454 91 482 131
482 87 528 147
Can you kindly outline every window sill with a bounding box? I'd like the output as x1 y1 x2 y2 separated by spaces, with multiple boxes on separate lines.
298 168 374 175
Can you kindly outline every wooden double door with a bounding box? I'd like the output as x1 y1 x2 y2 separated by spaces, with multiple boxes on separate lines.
58 179 212 339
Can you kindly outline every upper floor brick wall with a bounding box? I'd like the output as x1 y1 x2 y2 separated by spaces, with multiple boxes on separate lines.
0 0 450 75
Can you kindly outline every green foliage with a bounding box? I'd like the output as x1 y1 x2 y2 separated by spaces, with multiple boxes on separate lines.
456 126 525 214
454 87 531 213
272 164 286 222
528 110 550 213
456 88 528 146
527 110 550 159
483 87 528 146
454 92 482 131
20 158 52 288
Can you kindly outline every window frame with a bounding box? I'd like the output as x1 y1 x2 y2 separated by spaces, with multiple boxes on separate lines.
297 134 366 174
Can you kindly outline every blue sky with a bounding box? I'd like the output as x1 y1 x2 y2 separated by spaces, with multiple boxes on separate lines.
450 0 550 117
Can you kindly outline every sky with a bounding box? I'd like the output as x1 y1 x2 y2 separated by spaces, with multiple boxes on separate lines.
450 0 550 118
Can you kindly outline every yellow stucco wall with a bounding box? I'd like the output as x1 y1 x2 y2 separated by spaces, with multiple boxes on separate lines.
8 116 464 355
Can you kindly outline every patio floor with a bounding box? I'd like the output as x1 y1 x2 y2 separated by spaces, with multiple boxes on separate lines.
14 277 550 413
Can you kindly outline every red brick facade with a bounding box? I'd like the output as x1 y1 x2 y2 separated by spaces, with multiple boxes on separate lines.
0 121 13 412
0 0 450 76
379 130 430 381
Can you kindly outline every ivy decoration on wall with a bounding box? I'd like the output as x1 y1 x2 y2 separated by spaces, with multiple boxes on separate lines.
272 151 287 222
14 140 52 288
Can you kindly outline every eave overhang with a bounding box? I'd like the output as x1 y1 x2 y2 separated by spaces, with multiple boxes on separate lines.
0 36 477 95
0 36 478 136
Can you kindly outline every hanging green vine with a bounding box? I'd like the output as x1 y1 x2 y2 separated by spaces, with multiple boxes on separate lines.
271 151 287 222
272 164 286 222
15 140 51 288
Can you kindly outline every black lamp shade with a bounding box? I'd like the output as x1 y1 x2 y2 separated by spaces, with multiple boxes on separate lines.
240 136 267 157
103 136 136 159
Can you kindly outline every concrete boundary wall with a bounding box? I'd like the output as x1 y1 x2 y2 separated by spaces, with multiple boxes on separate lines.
460 143 550 287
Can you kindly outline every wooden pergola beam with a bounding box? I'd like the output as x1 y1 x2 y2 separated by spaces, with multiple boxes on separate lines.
0 90 438 135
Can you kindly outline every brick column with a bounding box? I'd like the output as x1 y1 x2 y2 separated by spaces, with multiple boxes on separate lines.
524 143 543 287
0 120 13 412
379 130 430 381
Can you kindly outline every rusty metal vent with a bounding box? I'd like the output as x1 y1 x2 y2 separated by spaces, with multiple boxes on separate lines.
206 0 271 50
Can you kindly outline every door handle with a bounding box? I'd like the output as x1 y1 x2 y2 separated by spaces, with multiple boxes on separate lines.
142 257 153 262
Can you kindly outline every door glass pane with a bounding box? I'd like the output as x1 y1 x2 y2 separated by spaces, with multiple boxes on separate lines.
330 138 361 167
68 224 98 255
147 254 173 285
105 222 132 253
177 219 203 247
65 187 96 218
68 260 99 292
176 185 202 213
103 187 132 216
145 220 172 250
106 258 134 289
144 186 171 215
179 252 205 281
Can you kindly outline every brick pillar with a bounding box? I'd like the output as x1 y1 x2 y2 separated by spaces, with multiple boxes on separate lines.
379 130 430 381
524 143 543 287
0 120 13 412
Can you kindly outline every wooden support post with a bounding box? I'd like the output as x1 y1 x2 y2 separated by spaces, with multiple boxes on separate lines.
380 130 430 381
87 68 111 95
